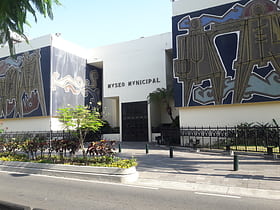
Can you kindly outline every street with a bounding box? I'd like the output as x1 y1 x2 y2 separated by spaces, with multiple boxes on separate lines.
0 171 279 210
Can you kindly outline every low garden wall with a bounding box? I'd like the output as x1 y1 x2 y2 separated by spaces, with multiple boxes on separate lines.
0 160 139 183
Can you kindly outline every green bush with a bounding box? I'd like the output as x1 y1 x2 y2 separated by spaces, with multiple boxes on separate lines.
0 153 28 162
0 152 137 168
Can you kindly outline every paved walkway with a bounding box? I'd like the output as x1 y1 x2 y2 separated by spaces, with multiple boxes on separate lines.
116 142 280 200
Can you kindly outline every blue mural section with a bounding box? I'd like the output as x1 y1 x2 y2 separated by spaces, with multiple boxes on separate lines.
0 47 51 118
173 0 280 107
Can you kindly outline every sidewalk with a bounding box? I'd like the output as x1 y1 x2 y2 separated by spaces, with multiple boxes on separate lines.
117 142 280 200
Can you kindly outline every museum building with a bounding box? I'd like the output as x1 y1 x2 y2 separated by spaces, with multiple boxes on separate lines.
0 0 280 144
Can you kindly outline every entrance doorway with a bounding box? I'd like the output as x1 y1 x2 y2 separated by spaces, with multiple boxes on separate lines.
122 101 148 142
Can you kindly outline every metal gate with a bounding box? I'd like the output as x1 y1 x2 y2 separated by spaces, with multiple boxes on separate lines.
121 101 148 142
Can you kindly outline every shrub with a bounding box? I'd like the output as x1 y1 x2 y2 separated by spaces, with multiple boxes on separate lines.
86 140 116 156
0 152 137 168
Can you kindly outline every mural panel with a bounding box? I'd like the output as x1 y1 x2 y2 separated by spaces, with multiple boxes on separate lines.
84 65 102 111
51 47 86 115
173 0 280 107
0 47 50 118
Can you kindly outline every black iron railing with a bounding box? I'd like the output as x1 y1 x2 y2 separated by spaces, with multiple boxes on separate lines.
158 126 280 153
0 130 75 141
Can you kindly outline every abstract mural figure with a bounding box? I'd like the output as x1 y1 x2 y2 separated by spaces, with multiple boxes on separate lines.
233 0 280 103
174 17 226 106
19 50 47 117
85 69 101 107
52 72 85 96
0 50 47 118
173 0 280 106
5 65 20 117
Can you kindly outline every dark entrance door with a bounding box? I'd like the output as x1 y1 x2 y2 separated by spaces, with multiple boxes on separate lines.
122 101 148 142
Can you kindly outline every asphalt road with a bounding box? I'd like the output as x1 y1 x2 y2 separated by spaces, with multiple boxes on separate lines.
0 171 279 210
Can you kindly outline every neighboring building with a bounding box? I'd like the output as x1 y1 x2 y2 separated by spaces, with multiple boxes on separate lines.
172 0 280 128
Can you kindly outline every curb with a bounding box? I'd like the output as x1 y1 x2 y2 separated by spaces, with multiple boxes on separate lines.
0 161 138 183
136 179 280 200
154 144 280 158
0 200 31 210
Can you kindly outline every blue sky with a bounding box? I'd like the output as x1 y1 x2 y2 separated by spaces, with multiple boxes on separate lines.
24 0 172 48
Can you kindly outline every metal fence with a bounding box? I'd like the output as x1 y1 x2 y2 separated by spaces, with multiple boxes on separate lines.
1 125 280 154
0 130 75 141
160 126 280 153
0 130 103 143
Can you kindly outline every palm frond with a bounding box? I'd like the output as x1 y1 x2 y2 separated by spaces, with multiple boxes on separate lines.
0 0 61 56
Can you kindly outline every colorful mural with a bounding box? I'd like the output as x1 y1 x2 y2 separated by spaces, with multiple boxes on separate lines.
173 0 280 107
0 47 50 118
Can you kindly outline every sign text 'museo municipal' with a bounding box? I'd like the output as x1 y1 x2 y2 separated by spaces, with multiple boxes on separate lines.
107 77 160 88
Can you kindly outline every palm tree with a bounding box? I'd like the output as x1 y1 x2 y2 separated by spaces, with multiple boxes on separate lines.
0 0 61 55
147 87 175 123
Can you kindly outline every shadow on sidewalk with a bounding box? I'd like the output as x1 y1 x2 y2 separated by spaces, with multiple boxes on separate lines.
117 142 280 185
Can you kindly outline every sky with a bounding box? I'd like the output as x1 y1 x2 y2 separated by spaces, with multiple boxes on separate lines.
24 0 172 49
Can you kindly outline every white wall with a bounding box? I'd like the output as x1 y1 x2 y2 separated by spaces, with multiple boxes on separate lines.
88 33 172 103
160 100 179 124
0 35 51 57
1 117 52 132
51 34 88 59
0 34 88 59
172 0 241 16
103 97 119 128
179 102 280 127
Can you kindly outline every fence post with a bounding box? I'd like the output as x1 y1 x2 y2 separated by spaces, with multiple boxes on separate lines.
169 146 173 158
233 154 239 171
235 126 237 151
202 126 204 147
118 143 122 153
209 126 212 149
278 127 280 154
255 128 258 152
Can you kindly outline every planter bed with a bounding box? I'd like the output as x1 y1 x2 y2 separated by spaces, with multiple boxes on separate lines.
0 160 139 183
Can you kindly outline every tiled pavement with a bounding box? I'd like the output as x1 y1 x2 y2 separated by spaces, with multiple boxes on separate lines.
116 142 280 199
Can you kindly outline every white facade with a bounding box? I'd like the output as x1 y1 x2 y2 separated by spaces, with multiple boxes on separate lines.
172 0 240 16
88 33 175 142
88 33 171 103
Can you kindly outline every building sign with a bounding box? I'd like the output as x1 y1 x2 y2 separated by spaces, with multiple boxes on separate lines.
107 77 160 88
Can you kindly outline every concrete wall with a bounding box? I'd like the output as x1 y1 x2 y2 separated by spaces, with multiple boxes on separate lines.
179 102 280 127
172 0 240 16
2 117 51 132
0 35 51 57
1 117 66 132
103 97 120 128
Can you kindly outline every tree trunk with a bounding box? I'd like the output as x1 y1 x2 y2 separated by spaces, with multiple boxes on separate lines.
167 105 174 123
